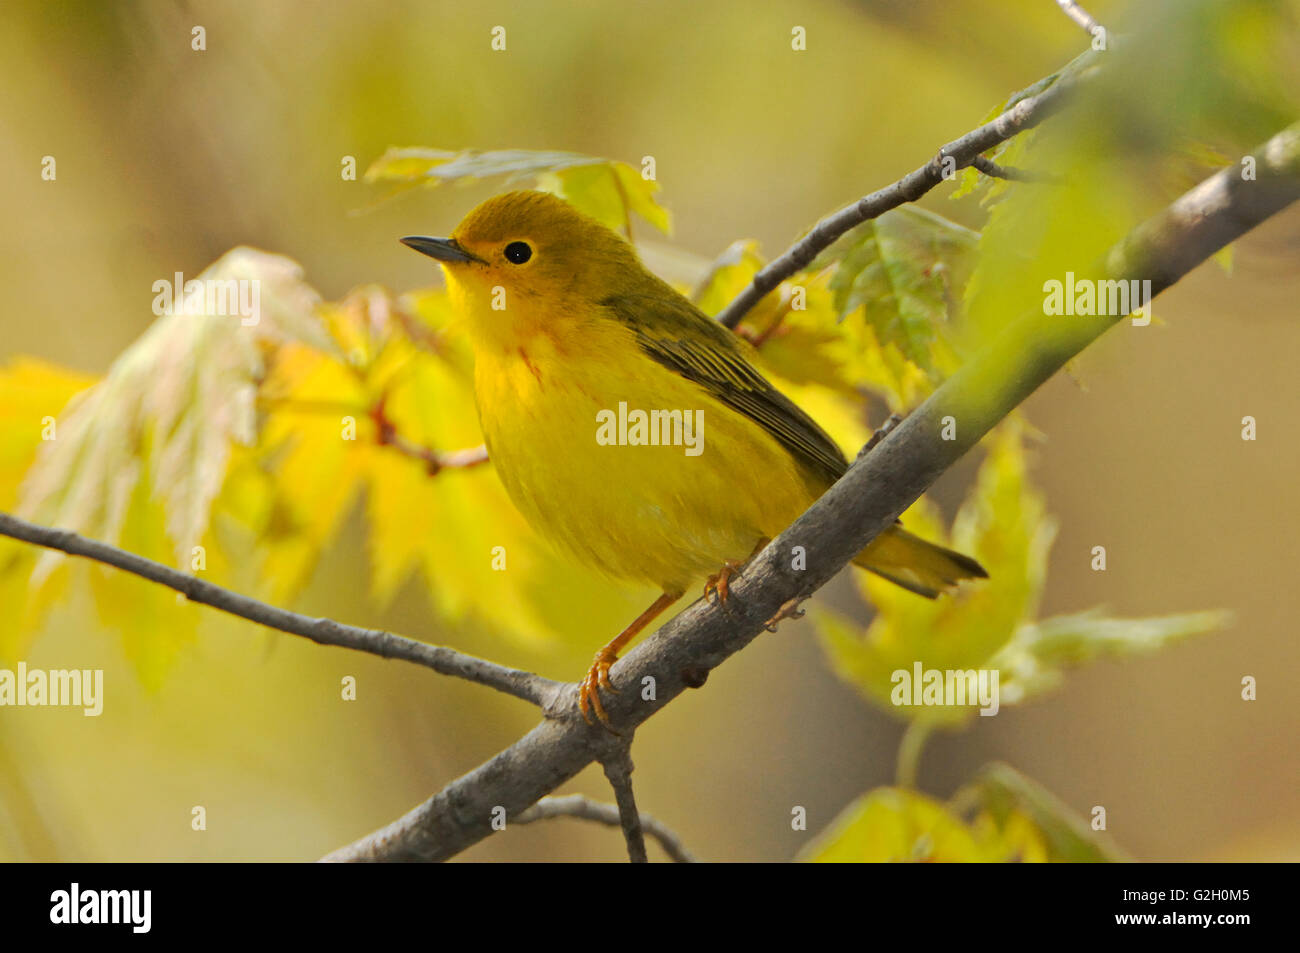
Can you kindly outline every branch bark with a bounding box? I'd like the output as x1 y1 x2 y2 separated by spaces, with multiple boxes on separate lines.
600 747 648 863
322 122 1300 862
0 512 561 708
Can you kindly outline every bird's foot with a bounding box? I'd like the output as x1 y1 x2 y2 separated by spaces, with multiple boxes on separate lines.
578 647 620 729
703 561 742 606
765 596 807 632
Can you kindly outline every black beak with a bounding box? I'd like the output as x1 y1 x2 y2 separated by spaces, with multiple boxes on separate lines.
400 235 484 264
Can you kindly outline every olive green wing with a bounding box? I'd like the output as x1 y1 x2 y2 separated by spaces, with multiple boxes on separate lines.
601 290 848 487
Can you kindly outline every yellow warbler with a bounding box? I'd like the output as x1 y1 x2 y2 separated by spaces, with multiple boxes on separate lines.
402 191 985 723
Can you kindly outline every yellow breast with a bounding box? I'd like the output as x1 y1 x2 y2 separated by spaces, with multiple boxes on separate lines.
471 319 817 594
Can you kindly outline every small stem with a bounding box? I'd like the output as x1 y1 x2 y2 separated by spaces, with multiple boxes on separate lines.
601 747 648 863
896 719 935 788
970 155 1060 183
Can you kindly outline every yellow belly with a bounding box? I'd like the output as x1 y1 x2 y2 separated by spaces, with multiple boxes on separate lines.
473 325 821 594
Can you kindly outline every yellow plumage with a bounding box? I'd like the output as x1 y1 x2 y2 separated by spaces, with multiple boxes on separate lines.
402 190 986 722
472 320 816 593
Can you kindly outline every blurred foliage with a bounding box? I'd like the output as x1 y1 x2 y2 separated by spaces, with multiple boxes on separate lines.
804 764 1128 863
959 0 1300 353
366 147 671 236
0 0 1295 862
817 424 1225 729
803 787 1036 863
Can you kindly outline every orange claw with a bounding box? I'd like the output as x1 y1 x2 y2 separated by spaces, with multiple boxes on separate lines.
578 648 620 727
576 590 682 731
703 561 742 605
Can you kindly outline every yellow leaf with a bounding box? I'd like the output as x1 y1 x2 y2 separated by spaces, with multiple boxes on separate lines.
815 421 1054 725
365 147 670 236
802 788 1007 862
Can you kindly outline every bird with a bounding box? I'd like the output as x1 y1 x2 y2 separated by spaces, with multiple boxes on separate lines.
401 190 986 725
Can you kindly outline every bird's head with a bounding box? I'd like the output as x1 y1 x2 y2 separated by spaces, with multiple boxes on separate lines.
402 190 643 350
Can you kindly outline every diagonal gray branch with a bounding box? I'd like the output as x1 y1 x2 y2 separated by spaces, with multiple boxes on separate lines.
323 122 1300 862
0 512 562 708
715 48 1103 330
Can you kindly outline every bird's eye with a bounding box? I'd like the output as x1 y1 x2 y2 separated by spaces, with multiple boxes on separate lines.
504 241 532 264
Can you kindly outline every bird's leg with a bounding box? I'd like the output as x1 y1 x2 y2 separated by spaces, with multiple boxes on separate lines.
764 596 807 632
579 590 682 728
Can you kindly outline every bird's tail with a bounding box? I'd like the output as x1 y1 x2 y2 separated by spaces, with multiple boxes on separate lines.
852 525 987 599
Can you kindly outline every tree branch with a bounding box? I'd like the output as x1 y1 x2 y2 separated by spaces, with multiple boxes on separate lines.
714 50 1100 330
322 121 1300 863
600 746 647 863
0 512 561 708
513 795 697 863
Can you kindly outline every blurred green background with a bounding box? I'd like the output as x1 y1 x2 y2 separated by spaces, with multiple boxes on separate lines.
1 0 1297 861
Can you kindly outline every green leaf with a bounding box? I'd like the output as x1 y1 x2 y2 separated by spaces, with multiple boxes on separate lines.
811 206 978 373
962 3 1300 350
801 787 1037 862
991 608 1228 706
816 417 1227 722
814 421 1054 726
959 763 1130 862
537 161 670 236
365 147 670 236
365 147 600 188
689 239 766 316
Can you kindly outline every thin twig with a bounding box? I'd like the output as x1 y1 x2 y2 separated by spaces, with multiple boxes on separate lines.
1055 0 1105 39
601 747 648 863
261 394 489 474
381 430 489 474
369 391 490 474
0 512 561 708
715 51 1098 330
514 795 697 863
970 155 1059 183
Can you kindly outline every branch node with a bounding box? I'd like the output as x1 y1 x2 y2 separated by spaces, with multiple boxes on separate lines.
858 413 904 459
680 665 710 689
